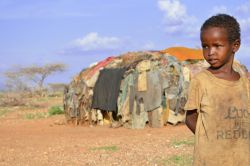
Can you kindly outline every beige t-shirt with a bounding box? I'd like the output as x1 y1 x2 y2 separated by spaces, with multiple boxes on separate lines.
185 70 250 166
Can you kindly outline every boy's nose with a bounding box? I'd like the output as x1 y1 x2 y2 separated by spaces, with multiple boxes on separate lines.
208 48 215 56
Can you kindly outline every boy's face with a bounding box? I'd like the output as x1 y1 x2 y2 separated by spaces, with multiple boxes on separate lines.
200 27 239 69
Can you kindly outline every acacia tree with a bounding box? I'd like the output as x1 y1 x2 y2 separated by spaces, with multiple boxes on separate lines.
48 83 67 92
4 67 29 93
21 63 67 92
4 63 67 95
48 83 67 96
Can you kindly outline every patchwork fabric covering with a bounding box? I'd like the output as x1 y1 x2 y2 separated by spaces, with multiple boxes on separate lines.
63 47 248 128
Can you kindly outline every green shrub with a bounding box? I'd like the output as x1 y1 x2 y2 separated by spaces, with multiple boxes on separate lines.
25 113 36 119
0 108 9 117
36 112 47 119
48 105 64 116
160 154 193 166
91 145 118 152
170 137 194 147
24 112 47 119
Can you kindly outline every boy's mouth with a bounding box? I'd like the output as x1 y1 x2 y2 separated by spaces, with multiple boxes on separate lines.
208 59 219 64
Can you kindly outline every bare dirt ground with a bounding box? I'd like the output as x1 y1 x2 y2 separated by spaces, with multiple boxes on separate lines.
0 98 194 166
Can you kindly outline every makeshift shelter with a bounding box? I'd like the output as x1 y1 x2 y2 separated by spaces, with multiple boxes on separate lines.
64 51 188 128
63 48 248 129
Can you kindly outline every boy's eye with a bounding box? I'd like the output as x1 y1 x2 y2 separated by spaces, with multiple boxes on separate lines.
202 45 208 49
214 44 223 48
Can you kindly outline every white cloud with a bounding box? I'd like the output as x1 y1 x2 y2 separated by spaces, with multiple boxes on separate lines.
141 41 156 50
158 0 186 23
236 3 250 14
157 0 198 36
210 6 228 15
239 18 250 31
236 44 250 69
72 32 123 51
234 3 250 43
61 34 159 56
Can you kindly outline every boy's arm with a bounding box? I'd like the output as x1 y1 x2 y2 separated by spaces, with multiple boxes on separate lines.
185 109 198 134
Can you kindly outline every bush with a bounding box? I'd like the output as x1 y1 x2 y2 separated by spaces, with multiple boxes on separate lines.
24 113 36 119
0 93 26 107
160 154 193 166
48 106 64 116
24 112 47 119
0 108 10 117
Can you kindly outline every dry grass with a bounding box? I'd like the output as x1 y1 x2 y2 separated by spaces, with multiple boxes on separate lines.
170 137 194 148
158 154 193 166
90 145 119 152
0 92 63 119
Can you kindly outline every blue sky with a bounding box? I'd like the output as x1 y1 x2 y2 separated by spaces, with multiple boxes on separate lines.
1 0 250 87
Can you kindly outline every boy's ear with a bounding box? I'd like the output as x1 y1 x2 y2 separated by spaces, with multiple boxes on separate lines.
232 39 240 53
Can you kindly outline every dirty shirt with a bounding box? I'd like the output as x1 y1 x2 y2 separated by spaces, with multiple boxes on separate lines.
184 70 250 166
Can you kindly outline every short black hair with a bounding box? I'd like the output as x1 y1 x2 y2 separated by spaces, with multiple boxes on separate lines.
200 14 241 43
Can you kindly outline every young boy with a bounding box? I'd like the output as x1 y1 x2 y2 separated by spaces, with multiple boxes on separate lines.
185 14 250 166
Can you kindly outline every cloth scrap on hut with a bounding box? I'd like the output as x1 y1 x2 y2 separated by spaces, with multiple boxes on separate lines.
92 68 126 112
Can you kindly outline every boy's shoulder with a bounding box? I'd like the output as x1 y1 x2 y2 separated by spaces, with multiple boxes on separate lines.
192 69 250 87
191 69 210 81
188 70 210 90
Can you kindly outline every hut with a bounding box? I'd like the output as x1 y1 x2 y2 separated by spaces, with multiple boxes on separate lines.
63 47 248 129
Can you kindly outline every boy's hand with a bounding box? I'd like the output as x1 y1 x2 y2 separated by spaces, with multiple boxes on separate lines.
185 109 198 134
